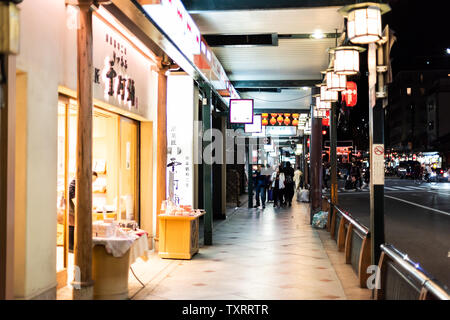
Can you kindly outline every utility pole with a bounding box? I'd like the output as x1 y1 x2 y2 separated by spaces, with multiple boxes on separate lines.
369 26 394 266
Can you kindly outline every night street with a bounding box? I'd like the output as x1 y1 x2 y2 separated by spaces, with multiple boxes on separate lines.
331 178 450 287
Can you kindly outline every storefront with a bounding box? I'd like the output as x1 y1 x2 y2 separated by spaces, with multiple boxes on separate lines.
53 7 159 289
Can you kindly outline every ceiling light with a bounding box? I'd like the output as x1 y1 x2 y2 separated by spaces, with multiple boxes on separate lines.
311 30 325 39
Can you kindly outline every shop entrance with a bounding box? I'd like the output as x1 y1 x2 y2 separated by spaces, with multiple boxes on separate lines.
56 96 140 289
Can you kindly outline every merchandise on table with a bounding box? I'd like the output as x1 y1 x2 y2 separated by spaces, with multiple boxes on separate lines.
160 200 205 217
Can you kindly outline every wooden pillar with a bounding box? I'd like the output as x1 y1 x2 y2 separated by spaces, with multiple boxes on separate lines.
0 54 16 300
154 63 168 251
72 1 94 300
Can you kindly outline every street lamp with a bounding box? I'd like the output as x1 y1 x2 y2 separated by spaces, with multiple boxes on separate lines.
325 68 347 91
332 46 365 75
339 2 391 44
315 96 331 110
318 83 338 102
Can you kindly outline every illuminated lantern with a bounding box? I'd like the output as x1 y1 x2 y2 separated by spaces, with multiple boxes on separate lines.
284 117 291 126
342 81 357 107
261 113 269 126
277 114 284 125
326 69 346 91
333 46 365 75
339 3 391 45
315 96 331 110
307 138 310 148
270 116 277 126
319 84 338 102
292 113 299 126
322 130 327 135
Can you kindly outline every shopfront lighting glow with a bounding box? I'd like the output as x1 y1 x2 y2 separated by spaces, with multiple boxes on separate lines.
339 3 391 45
326 69 346 91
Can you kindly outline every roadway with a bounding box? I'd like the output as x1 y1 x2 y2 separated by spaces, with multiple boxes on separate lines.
327 177 450 288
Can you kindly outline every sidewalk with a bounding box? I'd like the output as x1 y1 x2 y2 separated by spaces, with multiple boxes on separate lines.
131 201 353 300
58 198 369 300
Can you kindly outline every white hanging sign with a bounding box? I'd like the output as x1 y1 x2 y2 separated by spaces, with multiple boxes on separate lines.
372 144 385 185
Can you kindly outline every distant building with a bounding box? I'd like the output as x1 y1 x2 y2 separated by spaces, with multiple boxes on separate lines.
426 78 450 166
386 70 450 162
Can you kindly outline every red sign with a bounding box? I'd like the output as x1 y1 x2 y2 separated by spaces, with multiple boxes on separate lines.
321 110 330 126
342 81 357 107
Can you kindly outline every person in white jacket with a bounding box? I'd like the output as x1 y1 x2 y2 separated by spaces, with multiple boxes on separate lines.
271 166 285 208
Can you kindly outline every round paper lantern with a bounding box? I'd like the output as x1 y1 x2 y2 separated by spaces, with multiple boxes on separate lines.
284 117 291 126
292 119 299 126
277 114 284 125
270 116 277 126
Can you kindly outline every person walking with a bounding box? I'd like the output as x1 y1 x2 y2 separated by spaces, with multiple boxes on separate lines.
294 166 303 191
283 162 295 207
271 165 285 208
254 165 267 209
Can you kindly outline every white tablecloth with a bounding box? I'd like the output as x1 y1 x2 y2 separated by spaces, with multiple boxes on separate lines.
93 232 148 263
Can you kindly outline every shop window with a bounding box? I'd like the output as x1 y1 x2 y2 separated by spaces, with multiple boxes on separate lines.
56 96 140 287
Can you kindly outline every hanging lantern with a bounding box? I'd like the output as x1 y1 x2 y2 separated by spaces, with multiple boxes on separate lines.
277 114 284 125
316 96 331 110
284 117 291 126
341 81 358 107
326 69 346 91
261 113 269 126
339 3 391 45
333 46 365 75
319 84 338 102
292 113 299 126
269 116 277 126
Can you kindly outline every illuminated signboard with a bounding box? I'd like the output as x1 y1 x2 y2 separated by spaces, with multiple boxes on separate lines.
245 115 262 133
142 0 201 59
229 99 254 124
265 126 297 136
92 11 155 117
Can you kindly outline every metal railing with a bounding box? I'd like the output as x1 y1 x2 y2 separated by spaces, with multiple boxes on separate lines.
321 195 450 299
379 244 450 300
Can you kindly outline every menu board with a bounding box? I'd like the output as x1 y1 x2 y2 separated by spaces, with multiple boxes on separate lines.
245 115 262 133
229 99 254 124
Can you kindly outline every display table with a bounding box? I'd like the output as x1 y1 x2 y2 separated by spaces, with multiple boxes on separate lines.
92 232 148 300
158 212 205 260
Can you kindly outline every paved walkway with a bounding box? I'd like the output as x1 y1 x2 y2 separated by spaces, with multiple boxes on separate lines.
132 201 350 300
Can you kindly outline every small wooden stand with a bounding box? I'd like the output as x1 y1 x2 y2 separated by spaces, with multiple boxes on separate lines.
158 212 205 260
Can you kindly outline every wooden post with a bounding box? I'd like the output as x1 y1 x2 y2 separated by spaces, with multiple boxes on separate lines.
72 1 94 300
359 236 372 288
154 62 168 251
330 101 338 234
0 54 16 300
309 113 323 223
